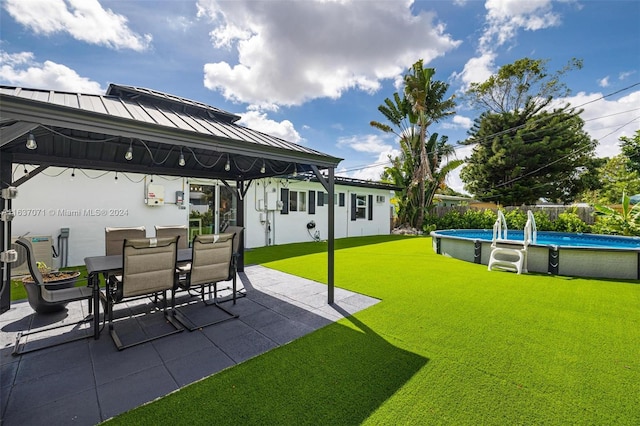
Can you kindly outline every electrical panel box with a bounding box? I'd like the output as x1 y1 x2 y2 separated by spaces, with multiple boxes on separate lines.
147 184 165 206
175 190 184 208
265 191 278 211
10 235 53 276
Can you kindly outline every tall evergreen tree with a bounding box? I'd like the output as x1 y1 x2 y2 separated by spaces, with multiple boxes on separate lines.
461 58 597 205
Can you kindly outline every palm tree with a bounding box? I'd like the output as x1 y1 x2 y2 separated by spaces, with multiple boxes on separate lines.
371 60 458 229
402 60 456 228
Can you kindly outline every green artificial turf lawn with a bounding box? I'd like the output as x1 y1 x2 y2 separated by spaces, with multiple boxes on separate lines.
106 235 639 425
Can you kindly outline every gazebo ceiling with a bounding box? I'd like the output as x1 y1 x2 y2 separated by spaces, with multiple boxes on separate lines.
0 84 342 181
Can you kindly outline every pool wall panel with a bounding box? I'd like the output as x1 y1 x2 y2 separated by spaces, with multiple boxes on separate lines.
440 238 475 263
558 249 638 280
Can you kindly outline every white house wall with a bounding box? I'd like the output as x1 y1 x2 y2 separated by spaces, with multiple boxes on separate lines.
11 167 187 268
10 169 393 268
244 178 393 248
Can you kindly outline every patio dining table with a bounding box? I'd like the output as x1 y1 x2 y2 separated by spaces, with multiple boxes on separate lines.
84 248 193 339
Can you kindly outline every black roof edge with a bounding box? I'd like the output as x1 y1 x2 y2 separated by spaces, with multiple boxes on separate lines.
286 173 401 191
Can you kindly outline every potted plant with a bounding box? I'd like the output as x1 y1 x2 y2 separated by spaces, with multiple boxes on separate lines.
22 262 81 313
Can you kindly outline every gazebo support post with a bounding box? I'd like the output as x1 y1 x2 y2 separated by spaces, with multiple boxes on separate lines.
310 165 335 304
0 152 13 314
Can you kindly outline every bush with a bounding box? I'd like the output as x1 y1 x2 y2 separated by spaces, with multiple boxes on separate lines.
553 211 591 233
505 209 527 229
462 209 497 229
532 210 554 231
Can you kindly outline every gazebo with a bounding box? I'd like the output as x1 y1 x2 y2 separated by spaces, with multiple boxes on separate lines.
0 84 342 314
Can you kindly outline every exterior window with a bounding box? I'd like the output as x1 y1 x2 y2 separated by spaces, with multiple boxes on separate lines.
356 195 367 219
289 190 307 212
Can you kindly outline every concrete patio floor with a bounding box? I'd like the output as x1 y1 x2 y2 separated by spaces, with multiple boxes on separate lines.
0 265 379 425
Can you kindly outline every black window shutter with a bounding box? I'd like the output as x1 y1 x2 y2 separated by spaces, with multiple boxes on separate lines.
280 188 289 214
368 195 373 220
309 191 316 214
350 193 357 221
339 193 345 207
317 191 324 206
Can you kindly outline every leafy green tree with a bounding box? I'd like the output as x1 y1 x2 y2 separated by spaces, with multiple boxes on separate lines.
460 58 597 205
596 154 640 204
372 60 458 229
466 57 583 114
620 129 640 174
593 192 640 236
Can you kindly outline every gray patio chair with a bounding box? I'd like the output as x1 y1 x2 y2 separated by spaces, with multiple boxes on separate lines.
12 237 95 356
173 233 238 331
103 236 183 350
105 226 146 256
154 225 188 249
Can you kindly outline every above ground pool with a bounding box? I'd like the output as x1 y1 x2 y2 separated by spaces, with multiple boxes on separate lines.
430 229 640 280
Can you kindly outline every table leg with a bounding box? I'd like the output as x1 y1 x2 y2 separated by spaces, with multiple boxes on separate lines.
91 273 100 339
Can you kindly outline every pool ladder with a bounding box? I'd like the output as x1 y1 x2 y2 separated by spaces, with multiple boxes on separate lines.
488 210 537 274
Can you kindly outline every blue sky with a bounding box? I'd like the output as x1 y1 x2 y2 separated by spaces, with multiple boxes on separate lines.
1 0 638 194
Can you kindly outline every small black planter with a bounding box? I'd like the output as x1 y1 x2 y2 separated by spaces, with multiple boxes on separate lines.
22 271 81 314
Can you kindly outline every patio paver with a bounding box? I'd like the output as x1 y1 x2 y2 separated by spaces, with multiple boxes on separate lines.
0 265 379 425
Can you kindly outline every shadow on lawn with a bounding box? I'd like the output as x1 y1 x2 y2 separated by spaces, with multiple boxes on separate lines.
245 234 417 265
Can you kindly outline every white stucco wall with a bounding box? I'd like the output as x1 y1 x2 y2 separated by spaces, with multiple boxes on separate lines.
244 178 393 248
9 169 393 267
10 167 188 268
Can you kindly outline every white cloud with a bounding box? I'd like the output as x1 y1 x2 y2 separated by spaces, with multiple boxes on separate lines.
598 76 610 88
0 51 104 93
337 134 393 155
198 0 460 106
619 70 636 81
551 90 640 158
455 0 560 89
336 134 399 181
237 108 302 143
452 52 496 89
3 0 152 51
348 150 399 181
442 115 474 130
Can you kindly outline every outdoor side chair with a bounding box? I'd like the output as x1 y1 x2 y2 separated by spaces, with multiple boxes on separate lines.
105 226 146 256
12 237 95 356
173 233 239 331
102 236 183 350
154 225 188 249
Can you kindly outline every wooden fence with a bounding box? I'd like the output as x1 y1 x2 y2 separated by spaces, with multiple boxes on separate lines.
429 205 596 225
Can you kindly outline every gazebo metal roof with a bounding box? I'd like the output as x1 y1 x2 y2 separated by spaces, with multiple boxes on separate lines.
0 84 342 313
0 84 342 180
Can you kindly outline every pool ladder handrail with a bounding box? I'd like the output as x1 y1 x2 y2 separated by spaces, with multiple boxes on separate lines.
492 210 508 243
525 210 537 245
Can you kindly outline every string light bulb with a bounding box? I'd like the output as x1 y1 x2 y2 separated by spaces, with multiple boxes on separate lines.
292 165 297 177
125 142 133 161
26 133 37 150
178 148 186 167
260 159 266 174
225 155 231 172
70 168 75 181
114 171 118 183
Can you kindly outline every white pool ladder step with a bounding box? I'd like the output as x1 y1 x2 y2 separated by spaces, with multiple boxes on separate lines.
488 210 536 274
488 247 527 274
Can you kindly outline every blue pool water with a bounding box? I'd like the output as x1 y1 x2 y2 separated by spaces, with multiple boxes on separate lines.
432 229 640 250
